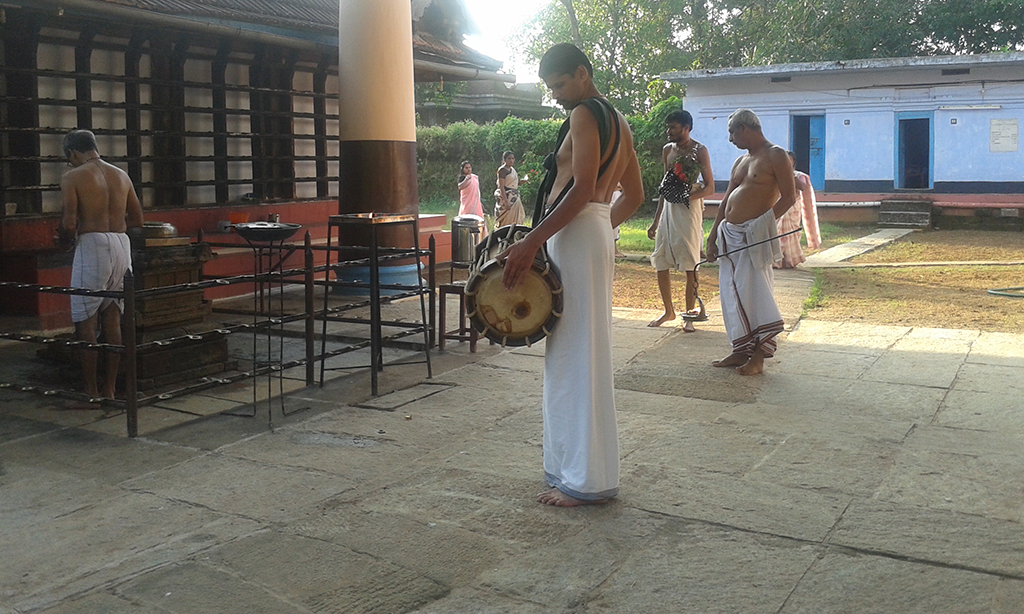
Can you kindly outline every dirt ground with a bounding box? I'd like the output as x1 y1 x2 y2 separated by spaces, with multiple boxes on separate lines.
613 260 720 316
805 229 1024 333
611 229 1024 333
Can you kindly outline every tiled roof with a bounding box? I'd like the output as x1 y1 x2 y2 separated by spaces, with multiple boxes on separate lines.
93 0 501 71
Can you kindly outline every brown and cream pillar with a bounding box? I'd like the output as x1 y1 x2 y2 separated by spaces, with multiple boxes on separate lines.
337 0 418 252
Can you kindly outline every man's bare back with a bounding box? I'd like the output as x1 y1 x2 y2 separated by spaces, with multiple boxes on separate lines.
60 129 143 403
546 102 637 211
61 158 143 235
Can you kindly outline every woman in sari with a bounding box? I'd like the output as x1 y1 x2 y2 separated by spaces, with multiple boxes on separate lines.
495 150 527 227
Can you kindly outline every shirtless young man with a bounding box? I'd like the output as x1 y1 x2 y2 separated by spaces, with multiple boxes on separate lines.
500 43 644 507
60 129 144 402
705 109 796 375
647 109 714 332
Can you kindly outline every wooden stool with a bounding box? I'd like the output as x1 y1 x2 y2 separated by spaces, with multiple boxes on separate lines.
438 281 478 352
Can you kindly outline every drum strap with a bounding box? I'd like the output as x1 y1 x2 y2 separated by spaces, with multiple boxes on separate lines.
532 97 621 227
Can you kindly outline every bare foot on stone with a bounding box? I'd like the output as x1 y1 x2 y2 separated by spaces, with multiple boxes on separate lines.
648 312 676 327
736 353 765 375
712 353 747 368
536 488 608 507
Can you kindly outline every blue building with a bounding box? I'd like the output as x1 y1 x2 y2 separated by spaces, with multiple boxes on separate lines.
663 53 1024 225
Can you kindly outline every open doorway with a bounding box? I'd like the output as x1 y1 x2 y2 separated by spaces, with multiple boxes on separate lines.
896 113 932 189
790 115 825 190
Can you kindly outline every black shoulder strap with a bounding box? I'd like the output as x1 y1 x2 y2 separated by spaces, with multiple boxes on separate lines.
532 97 621 227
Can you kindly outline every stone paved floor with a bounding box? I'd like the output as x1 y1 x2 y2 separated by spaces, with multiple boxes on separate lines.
3 265 1024 613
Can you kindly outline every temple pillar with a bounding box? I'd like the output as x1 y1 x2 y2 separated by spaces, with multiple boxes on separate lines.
336 1 419 256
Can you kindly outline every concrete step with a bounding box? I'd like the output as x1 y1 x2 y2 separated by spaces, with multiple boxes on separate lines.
879 210 931 228
881 199 933 213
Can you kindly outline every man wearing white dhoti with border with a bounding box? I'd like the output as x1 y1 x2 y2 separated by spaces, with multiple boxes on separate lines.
706 109 796 376
59 129 144 404
499 44 644 507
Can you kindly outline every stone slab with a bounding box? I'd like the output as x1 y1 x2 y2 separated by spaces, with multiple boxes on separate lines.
356 382 455 410
802 228 913 265
830 499 1024 578
477 350 545 373
198 532 449 614
0 412 57 443
623 462 851 543
614 387 736 421
828 379 947 422
291 502 519 587
786 320 910 355
33 591 143 614
119 560 311 614
3 492 260 612
968 331 1024 367
353 467 591 547
477 506 668 610
771 345 879 380
743 433 900 497
754 372 863 412
617 409 794 477
121 452 354 523
80 405 201 436
0 393 119 429
407 587 552 614
152 393 248 416
859 349 965 388
581 519 818 614
934 389 1024 432
431 361 544 394
0 427 197 485
954 362 1024 396
195 376 310 404
873 425 1024 521
782 549 1024 614
218 420 448 491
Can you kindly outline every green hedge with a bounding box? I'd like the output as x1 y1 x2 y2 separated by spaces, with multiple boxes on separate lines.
417 97 682 220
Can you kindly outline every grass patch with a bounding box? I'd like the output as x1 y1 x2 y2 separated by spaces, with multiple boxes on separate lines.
806 264 1024 333
801 271 825 317
617 216 716 254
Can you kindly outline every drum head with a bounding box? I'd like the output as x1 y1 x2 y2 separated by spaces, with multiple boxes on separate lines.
466 259 562 347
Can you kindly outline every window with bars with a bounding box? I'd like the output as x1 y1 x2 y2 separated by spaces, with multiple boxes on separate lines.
0 9 341 214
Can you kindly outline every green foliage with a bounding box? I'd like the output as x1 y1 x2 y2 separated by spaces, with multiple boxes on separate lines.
516 0 1024 103
417 117 563 221
416 100 692 220
513 0 689 114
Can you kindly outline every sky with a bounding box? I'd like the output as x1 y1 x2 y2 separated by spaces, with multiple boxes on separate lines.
460 0 551 83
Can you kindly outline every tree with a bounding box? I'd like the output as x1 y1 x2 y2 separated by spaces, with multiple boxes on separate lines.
515 0 1024 101
513 0 688 114
919 0 1024 54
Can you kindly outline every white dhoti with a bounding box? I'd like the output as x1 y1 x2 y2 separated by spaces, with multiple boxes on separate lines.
717 209 784 358
651 197 704 271
543 202 619 500
70 232 132 323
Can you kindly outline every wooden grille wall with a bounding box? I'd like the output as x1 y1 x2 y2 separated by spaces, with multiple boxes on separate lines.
0 9 341 213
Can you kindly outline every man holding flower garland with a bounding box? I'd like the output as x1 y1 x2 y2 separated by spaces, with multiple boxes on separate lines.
647 109 715 331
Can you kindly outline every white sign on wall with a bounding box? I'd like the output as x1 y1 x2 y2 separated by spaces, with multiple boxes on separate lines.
990 119 1019 152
